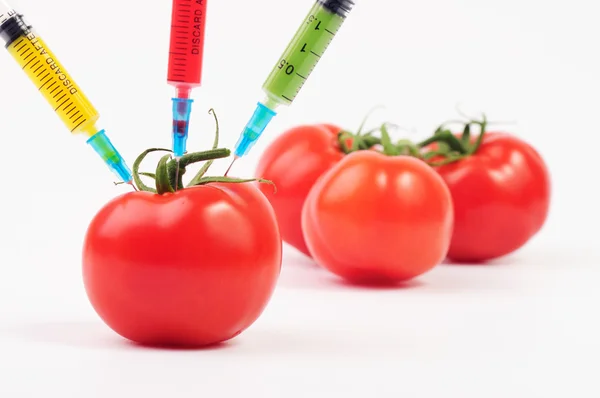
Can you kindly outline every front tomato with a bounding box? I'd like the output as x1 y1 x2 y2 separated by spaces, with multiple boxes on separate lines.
302 151 454 284
82 182 281 347
255 124 346 257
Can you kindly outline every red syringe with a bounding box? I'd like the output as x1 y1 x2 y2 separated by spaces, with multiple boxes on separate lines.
167 0 207 157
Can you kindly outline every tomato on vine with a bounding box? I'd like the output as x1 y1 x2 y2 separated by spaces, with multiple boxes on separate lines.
420 117 551 262
82 110 282 347
301 126 454 284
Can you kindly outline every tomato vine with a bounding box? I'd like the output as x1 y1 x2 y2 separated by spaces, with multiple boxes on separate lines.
128 108 274 195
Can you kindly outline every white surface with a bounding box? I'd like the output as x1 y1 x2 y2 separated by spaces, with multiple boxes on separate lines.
0 0 599 396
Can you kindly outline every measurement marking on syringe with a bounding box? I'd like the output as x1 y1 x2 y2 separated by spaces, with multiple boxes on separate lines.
64 103 73 112
71 118 87 132
310 51 321 58
53 89 63 98
39 77 53 90
39 72 50 83
39 77 54 91
23 57 34 68
21 49 31 59
54 95 66 110
49 85 59 95
45 80 57 91
28 59 39 70
66 106 76 115
296 73 307 79
16 42 27 53
56 98 68 110
325 28 335 35
282 95 293 101
69 110 79 119
33 64 43 74
36 68 45 77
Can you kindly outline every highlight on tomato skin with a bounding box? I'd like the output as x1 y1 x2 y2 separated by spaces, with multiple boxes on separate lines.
301 150 454 285
82 182 282 347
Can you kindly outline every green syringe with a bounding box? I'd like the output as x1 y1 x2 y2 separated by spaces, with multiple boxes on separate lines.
226 0 354 174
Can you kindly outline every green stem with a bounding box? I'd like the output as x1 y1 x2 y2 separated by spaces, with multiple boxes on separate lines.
132 148 172 193
380 123 399 156
468 116 488 154
356 105 385 136
186 148 231 187
417 131 468 154
337 131 353 154
155 154 175 194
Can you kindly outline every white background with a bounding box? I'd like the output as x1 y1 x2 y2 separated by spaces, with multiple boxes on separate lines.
0 0 599 396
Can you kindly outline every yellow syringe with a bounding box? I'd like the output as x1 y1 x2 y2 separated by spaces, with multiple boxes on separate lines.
0 1 133 183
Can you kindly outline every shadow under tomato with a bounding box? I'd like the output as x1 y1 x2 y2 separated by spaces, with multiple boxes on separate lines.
126 339 237 351
282 244 318 268
278 252 428 291
328 277 426 290
441 252 522 267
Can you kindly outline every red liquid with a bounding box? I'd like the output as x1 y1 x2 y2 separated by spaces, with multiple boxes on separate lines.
167 0 207 97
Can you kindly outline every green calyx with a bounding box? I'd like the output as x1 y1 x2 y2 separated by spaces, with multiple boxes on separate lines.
127 108 274 195
337 105 389 154
334 108 491 167
417 114 489 166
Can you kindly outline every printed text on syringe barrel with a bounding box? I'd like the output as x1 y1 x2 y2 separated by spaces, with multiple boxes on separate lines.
5 20 98 135
167 0 207 86
262 1 347 106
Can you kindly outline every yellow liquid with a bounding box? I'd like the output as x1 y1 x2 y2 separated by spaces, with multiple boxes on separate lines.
7 31 98 136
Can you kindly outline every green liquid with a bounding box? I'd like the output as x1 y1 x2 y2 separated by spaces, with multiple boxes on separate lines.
262 2 345 107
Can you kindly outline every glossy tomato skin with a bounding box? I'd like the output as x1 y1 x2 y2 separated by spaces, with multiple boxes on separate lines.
432 132 550 262
255 124 345 257
302 151 454 283
82 182 281 347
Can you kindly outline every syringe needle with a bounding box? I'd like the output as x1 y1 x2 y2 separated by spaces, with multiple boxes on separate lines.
174 158 180 190
129 182 138 191
224 156 238 177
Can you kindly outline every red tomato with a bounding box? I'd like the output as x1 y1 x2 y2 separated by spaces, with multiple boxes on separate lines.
82 182 281 347
302 151 454 283
430 132 550 262
255 124 346 257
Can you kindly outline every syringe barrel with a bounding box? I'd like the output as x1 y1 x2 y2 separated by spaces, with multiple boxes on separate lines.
0 12 99 136
261 0 354 107
167 0 208 89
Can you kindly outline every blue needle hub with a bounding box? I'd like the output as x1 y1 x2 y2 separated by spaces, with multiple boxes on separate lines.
234 102 277 157
172 98 194 157
87 130 132 183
